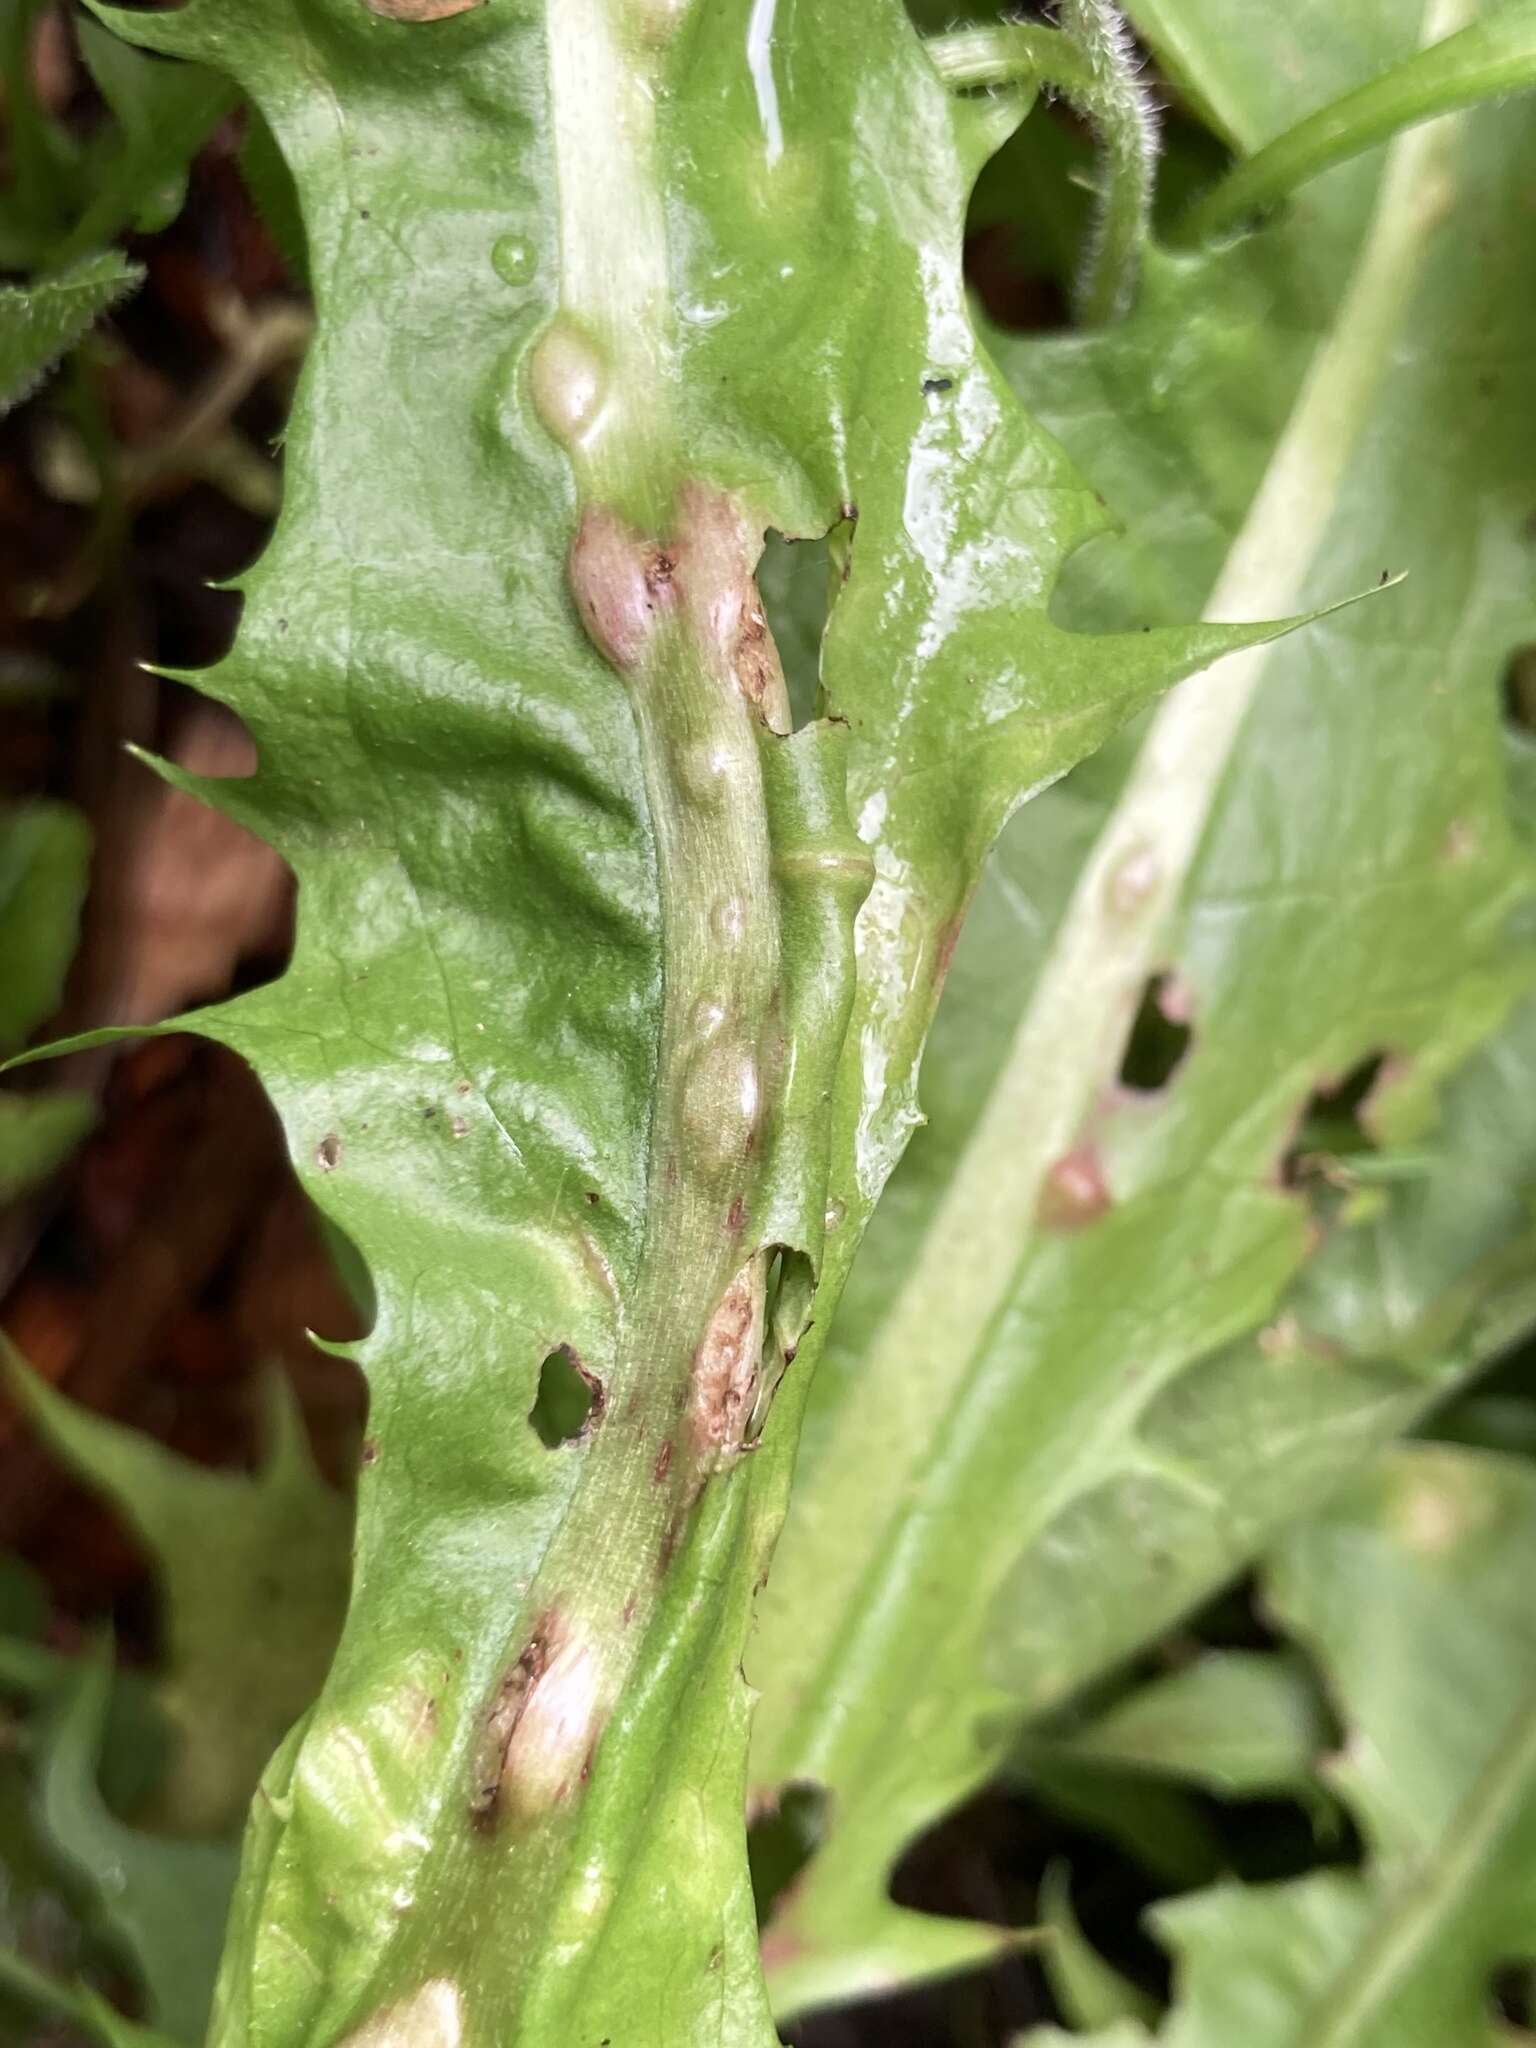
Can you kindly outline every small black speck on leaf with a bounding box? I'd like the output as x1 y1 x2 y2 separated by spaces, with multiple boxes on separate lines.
922 375 953 395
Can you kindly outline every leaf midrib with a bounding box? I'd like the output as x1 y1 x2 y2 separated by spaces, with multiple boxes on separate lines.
757 0 1476 1787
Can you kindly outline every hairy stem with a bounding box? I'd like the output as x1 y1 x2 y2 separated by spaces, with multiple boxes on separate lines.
926 2 1157 324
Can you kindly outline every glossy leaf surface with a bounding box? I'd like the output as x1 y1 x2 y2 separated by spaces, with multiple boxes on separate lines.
48 0 1297 2040
753 0 1536 2014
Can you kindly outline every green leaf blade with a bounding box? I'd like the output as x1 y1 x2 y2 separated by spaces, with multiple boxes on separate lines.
0 255 138 418
753 6 1536 2018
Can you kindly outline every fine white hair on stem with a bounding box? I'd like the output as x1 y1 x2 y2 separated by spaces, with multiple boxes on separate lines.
924 6 1159 325
1057 0 1160 323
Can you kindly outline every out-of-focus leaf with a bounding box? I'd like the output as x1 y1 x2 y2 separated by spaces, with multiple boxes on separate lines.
234 108 307 291
0 4 230 269
2 1348 349 1834
1122 0 1425 152
1020 2030 1153 2048
0 256 138 419
0 800 95 1198
0 1946 177 2048
0 1092 96 1205
1039 1862 1158 2032
1133 1445 1536 2044
0 801 90 1053
55 21 236 263
0 1580 183 2046
1430 1386 1536 1460
1044 1652 1328 1801
0 1555 45 1638
1017 1750 1223 1891
1178 0 1536 242
30 1648 236 2043
753 2 1536 2015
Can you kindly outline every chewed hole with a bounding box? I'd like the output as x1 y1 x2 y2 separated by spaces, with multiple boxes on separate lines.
755 523 853 730
1502 646 1536 732
1281 1053 1387 1192
1118 973 1193 1093
749 1780 828 1925
1489 1959 1536 2028
528 1346 601 1447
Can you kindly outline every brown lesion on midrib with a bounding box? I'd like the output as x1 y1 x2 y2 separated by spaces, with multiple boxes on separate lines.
470 482 794 1843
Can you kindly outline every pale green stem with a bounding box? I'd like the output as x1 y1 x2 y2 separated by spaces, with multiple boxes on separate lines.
1178 0 1536 243
925 22 1081 95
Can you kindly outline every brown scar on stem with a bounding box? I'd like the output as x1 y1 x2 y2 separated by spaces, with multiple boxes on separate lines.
568 489 791 732
933 915 964 989
675 483 792 727
686 1261 764 1460
548 1342 605 1422
653 1439 674 1484
569 505 677 671
365 0 481 16
1037 1143 1113 1230
727 1194 746 1232
471 1622 552 1821
473 1614 608 1823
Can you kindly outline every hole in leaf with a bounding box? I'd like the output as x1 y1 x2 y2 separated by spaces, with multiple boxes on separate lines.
755 525 851 730
749 1780 828 1925
1280 1053 1386 1193
1502 645 1536 732
528 1346 600 1447
1490 1958 1536 2029
1118 973 1192 1093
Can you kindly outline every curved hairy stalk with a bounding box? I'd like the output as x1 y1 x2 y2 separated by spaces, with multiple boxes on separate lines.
927 1 1158 322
